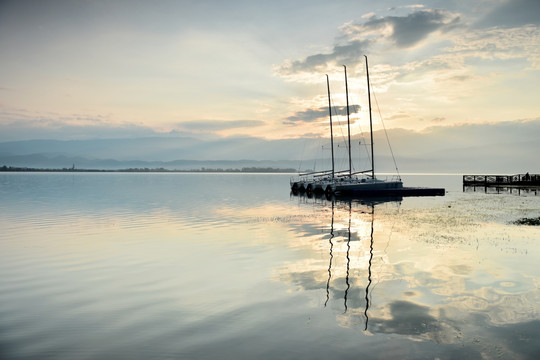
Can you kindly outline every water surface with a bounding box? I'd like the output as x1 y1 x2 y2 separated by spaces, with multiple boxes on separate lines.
1 173 539 359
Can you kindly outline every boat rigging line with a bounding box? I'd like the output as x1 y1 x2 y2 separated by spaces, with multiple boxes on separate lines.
364 55 375 180
368 64 401 180
326 74 335 179
344 65 353 178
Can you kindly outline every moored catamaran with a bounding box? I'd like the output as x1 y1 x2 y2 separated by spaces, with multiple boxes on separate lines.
291 56 444 197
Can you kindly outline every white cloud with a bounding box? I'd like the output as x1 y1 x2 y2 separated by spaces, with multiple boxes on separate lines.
445 25 540 69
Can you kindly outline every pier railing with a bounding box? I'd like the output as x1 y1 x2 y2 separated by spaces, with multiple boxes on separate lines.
463 174 540 186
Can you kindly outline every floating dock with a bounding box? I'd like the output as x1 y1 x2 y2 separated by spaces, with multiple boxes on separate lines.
463 174 540 187
291 184 445 197
344 187 445 197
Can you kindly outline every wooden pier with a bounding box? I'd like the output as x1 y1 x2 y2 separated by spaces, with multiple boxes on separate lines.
463 173 540 187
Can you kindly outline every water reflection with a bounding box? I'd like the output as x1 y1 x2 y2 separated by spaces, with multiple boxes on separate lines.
290 193 401 332
364 204 374 331
2 173 539 359
284 191 540 357
464 185 539 196
324 202 334 308
343 201 351 313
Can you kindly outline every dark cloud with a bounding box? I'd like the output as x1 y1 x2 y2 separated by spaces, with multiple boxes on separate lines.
352 9 461 48
278 40 371 75
477 0 540 28
284 107 327 124
177 120 265 131
284 105 361 125
278 9 460 78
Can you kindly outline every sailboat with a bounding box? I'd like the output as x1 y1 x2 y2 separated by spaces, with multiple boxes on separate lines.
290 73 340 195
291 56 404 195
330 56 403 195
291 56 445 197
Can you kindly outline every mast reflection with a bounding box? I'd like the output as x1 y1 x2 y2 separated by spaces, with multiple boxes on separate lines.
364 204 374 330
344 200 351 313
292 192 401 331
324 201 335 307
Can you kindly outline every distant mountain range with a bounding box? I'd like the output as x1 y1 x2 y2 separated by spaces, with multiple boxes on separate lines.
1 119 538 173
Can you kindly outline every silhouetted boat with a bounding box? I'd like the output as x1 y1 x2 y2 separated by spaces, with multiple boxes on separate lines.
291 56 443 197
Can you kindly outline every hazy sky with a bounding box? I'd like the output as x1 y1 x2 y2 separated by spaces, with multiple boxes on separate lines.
1 0 539 141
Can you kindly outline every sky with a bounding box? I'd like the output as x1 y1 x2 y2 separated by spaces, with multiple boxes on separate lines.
1 0 539 143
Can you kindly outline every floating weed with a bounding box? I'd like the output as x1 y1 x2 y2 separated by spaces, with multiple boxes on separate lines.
511 217 540 226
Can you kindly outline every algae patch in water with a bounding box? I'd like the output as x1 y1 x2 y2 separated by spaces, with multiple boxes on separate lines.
511 217 540 226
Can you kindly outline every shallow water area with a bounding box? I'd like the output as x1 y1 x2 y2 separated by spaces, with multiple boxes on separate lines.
1 173 539 359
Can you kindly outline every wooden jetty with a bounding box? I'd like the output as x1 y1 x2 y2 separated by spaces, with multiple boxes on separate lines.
463 173 540 187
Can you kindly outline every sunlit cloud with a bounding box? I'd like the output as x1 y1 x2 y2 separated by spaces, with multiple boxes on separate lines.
431 117 446 124
274 3 539 134
1 0 539 144
445 25 540 69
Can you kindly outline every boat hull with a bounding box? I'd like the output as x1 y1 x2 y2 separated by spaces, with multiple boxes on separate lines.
334 186 445 197
331 179 403 194
291 177 444 197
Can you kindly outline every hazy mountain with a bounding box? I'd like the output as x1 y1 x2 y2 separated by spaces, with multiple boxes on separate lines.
1 120 538 173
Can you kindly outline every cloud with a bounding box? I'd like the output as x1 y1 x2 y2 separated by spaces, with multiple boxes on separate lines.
431 117 446 123
369 300 441 337
443 25 540 69
277 9 461 81
342 9 461 48
0 108 187 141
477 0 540 28
177 119 265 132
276 40 371 80
0 120 163 141
386 112 412 121
284 105 361 125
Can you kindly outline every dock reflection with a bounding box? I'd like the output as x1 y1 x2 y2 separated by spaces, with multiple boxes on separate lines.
463 185 539 196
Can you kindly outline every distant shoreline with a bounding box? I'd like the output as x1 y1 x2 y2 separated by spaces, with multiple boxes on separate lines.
0 165 298 173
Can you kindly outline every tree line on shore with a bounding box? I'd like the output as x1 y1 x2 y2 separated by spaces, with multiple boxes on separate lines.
0 165 298 173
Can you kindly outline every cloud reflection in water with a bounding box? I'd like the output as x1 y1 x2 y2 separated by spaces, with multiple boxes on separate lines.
279 194 540 357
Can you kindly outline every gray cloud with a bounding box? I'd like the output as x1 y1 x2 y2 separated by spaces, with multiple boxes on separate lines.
277 40 371 76
350 9 461 48
284 105 361 125
477 0 540 28
278 9 460 78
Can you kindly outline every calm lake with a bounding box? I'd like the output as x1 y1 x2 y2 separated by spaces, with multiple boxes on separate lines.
1 173 539 359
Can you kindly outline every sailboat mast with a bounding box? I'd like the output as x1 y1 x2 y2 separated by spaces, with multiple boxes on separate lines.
364 55 375 179
343 65 352 177
326 75 335 179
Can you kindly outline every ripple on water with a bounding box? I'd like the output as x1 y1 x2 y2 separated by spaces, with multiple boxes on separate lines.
1 173 539 359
